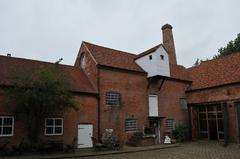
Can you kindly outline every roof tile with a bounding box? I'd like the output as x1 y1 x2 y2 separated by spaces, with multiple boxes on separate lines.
83 42 145 72
187 53 240 90
0 55 97 94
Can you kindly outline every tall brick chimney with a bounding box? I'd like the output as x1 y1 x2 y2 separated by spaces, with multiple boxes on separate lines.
162 24 177 64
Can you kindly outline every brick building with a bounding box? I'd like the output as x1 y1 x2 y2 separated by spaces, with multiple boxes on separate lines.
0 24 240 149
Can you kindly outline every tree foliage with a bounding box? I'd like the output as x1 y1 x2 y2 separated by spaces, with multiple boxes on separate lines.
192 33 240 66
214 33 240 59
5 65 77 145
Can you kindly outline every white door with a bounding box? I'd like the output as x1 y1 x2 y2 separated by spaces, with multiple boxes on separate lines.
149 95 159 116
78 124 93 148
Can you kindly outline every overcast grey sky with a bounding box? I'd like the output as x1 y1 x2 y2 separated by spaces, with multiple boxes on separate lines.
0 0 240 67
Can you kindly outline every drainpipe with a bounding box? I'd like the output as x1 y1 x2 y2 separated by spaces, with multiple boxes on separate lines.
97 66 101 141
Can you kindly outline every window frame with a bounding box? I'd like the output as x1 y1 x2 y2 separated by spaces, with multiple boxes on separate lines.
165 118 174 130
106 91 121 107
45 118 63 136
0 116 14 137
149 55 152 60
125 118 137 132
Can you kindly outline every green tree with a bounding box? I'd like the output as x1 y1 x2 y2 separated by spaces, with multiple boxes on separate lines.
214 33 240 59
5 64 78 146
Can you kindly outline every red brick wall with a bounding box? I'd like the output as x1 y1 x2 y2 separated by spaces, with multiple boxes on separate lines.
0 92 98 147
75 45 98 88
63 94 98 145
98 68 148 143
187 84 240 104
149 79 189 141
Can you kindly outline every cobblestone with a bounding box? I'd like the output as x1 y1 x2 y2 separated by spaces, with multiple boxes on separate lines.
79 141 240 159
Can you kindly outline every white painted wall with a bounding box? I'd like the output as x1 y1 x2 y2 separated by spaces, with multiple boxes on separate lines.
135 46 170 77
149 95 158 116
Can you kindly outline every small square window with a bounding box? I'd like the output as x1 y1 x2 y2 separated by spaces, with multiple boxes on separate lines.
165 119 174 129
45 118 63 135
0 116 14 136
160 55 164 60
125 119 137 132
106 92 121 106
149 55 152 60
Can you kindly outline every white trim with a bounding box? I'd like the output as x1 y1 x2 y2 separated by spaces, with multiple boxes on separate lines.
44 118 63 136
83 42 98 64
0 116 14 137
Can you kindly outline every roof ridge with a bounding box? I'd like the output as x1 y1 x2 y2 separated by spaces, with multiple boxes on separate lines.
83 41 137 56
135 43 162 59
187 52 240 70
0 54 76 69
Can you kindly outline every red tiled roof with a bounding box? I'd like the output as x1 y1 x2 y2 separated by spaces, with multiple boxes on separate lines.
83 42 145 72
170 64 190 81
0 55 97 94
187 53 240 90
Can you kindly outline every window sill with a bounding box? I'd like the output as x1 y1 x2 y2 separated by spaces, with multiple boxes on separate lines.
0 134 13 137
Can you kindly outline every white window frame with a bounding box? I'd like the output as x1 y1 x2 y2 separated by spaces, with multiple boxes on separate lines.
45 118 63 136
125 119 137 132
0 116 14 137
106 91 121 106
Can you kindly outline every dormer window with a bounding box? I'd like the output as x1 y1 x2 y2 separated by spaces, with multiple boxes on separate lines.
160 55 164 60
149 55 152 60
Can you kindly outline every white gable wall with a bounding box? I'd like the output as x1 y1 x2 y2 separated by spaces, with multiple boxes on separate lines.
135 46 170 77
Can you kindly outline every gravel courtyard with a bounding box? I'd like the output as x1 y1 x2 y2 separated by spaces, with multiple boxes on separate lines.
79 141 240 159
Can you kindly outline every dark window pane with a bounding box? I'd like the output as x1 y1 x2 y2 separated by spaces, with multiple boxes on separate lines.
207 106 215 112
46 127 53 134
2 127 12 135
199 106 206 112
217 113 223 119
3 118 12 125
55 119 62 126
199 113 206 119
46 119 54 126
208 113 216 119
0 118 2 126
55 127 62 134
199 120 207 131
217 105 222 111
218 120 224 131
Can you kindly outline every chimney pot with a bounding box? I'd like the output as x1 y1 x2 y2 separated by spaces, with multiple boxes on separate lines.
161 24 173 30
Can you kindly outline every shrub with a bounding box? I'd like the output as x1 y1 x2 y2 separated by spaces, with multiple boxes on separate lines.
173 125 189 142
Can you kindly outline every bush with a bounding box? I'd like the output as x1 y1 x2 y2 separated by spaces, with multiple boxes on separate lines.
173 125 189 142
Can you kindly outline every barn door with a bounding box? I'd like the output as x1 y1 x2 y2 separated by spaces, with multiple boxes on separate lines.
190 106 199 140
77 124 93 148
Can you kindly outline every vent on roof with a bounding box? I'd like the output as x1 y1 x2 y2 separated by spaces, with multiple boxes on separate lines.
7 53 11 57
